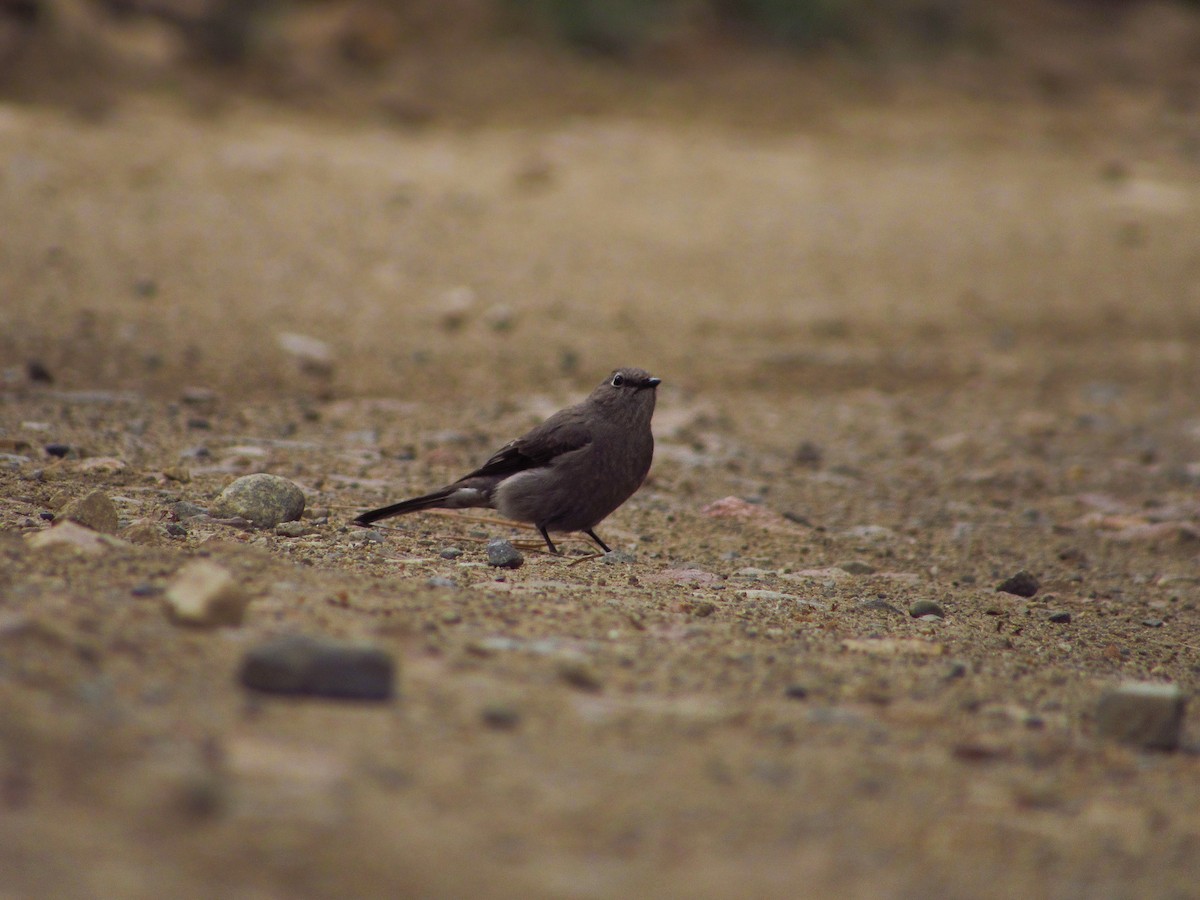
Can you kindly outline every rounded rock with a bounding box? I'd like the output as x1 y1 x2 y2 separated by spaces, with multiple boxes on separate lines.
210 474 305 528
486 539 524 569
909 599 945 619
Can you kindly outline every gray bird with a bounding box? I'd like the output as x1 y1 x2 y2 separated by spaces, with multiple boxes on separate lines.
353 367 660 554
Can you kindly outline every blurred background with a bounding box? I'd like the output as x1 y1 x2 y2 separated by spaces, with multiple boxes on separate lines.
1 0 1198 402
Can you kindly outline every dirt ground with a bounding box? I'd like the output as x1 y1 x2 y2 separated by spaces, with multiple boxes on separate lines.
4 15 1200 897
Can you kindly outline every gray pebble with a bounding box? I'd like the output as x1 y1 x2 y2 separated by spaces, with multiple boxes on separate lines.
486 539 524 569
997 570 1040 597
784 684 809 700
210 473 305 528
239 634 395 700
1048 611 1071 624
1141 618 1165 628
837 559 877 575
274 521 312 538
1095 682 1185 750
357 529 386 544
427 576 458 589
440 547 463 560
909 599 945 618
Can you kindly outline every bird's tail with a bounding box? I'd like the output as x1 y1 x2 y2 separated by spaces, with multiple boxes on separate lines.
352 488 457 527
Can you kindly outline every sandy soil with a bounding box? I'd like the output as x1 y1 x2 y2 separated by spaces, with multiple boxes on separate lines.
3 41 1200 898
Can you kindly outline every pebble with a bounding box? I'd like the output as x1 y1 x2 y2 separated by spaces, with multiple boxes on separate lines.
44 442 71 458
480 703 521 729
274 521 312 538
997 570 1040 597
1047 611 1072 624
784 684 809 700
909 599 945 618
602 550 636 565
1141 618 1165 628
209 474 305 528
26 520 126 555
164 560 249 628
556 657 602 692
123 521 161 545
427 576 458 589
1095 682 1186 750
486 539 524 569
689 600 717 618
439 547 463 560
59 489 119 534
276 331 335 378
239 634 395 700
837 559 877 575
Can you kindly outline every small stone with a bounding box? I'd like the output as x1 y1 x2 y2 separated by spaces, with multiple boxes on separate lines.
26 520 126 555
173 500 209 521
838 559 876 575
276 331 335 378
784 684 809 700
481 703 521 729
357 529 386 544
689 600 717 618
123 521 162 545
427 576 457 589
997 570 1040 597
793 441 822 467
274 521 312 538
1141 618 1165 628
164 561 249 627
1048 611 1072 624
556 658 602 692
210 474 305 528
131 582 160 597
909 599 945 618
60 490 119 534
27 360 53 383
1095 682 1186 750
165 522 188 537
486 539 524 569
602 549 636 565
44 442 71 458
239 634 395 700
439 547 463 560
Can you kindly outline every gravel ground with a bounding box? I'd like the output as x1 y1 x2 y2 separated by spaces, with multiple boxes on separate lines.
2 60 1200 897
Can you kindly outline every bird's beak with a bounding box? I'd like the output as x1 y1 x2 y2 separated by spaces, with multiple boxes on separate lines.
644 377 661 389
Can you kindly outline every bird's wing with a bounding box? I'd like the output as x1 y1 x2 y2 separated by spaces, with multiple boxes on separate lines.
459 415 592 482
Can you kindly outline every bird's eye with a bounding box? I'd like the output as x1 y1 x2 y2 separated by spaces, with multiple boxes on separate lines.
611 373 625 387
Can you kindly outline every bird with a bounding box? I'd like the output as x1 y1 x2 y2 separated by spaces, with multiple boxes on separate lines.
353 367 660 555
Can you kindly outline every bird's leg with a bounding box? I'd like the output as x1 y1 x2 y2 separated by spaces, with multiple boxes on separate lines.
583 529 611 553
537 525 560 555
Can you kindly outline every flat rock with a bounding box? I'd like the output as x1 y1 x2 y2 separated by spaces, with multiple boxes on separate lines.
164 560 249 627
26 520 128 555
1096 682 1186 750
239 634 395 700
59 489 119 534
210 473 305 528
